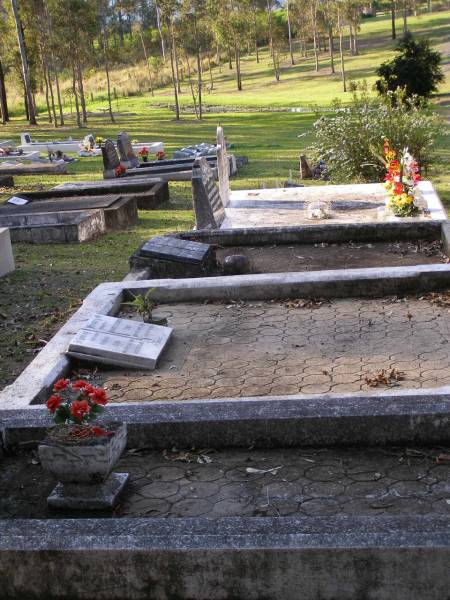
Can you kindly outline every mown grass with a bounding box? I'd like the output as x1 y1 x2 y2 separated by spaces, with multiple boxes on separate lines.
0 11 449 388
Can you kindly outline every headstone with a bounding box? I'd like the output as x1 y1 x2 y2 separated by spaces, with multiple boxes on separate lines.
192 157 225 229
117 132 140 169
0 228 14 277
217 126 230 207
140 236 213 264
66 313 172 369
21 133 32 145
102 139 121 177
299 154 313 179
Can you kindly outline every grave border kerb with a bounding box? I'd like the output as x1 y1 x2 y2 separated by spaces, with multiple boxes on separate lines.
0 516 449 600
2 264 450 415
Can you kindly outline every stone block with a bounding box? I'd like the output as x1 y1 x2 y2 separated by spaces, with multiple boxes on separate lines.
0 227 14 277
47 472 129 510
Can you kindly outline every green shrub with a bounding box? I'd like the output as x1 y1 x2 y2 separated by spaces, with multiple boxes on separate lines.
376 32 444 100
311 85 441 183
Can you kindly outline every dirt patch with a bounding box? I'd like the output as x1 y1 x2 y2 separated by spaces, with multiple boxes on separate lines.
216 240 447 274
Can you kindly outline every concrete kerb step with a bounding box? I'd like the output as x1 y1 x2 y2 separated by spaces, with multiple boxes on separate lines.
0 515 449 600
2 389 450 450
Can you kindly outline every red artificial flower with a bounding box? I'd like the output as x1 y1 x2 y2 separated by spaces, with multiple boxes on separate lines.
115 165 126 177
72 380 94 392
89 388 108 405
46 394 63 413
393 181 404 195
53 378 70 392
91 426 110 437
70 399 90 420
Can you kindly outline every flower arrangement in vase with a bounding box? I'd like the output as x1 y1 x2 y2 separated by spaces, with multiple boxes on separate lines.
38 378 128 509
138 147 149 162
114 164 127 178
383 139 421 217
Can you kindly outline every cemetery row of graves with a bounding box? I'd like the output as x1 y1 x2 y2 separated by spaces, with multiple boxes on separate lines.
0 112 449 598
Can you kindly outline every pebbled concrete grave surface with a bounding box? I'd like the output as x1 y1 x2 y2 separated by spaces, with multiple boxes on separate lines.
1 446 449 519
101 295 450 402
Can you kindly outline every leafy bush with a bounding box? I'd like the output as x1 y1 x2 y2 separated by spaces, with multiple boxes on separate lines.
376 32 444 100
311 85 440 183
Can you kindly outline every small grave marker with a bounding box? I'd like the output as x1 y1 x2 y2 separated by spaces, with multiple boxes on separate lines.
141 236 213 264
67 313 172 369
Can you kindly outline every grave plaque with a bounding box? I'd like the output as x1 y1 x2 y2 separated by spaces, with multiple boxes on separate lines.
140 236 213 264
192 157 225 229
118 132 140 169
102 140 121 173
216 126 230 207
67 313 172 369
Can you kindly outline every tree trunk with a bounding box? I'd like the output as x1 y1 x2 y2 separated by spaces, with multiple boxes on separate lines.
311 3 319 71
328 27 335 74
42 56 52 123
228 46 233 69
139 27 154 96
54 67 64 126
102 26 115 123
207 52 214 91
287 0 295 65
72 63 81 128
267 0 274 58
185 53 198 119
403 0 408 32
235 43 242 91
337 9 347 92
156 4 166 63
168 20 180 120
391 1 396 39
10 0 36 124
0 58 9 123
76 61 87 125
253 0 259 63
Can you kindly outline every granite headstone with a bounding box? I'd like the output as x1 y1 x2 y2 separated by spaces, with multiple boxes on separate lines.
217 126 230 207
192 157 225 229
102 139 121 177
118 132 140 169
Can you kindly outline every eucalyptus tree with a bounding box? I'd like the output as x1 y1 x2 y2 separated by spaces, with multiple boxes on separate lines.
157 0 181 118
10 0 36 124
0 0 10 122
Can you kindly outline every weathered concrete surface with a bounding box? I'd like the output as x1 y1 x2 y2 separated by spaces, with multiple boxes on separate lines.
2 389 450 449
1 445 449 518
0 209 106 243
177 220 443 246
0 516 448 599
0 228 14 277
0 175 14 187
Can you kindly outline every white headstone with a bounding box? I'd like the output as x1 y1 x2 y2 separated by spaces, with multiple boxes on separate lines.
0 228 14 277
216 126 230 207
66 314 172 369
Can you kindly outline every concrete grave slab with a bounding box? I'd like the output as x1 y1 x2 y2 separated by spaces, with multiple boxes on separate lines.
0 209 106 243
0 161 67 176
0 227 14 277
0 194 137 231
54 178 169 210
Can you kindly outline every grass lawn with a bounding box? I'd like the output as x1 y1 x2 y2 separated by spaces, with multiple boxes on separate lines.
0 11 449 389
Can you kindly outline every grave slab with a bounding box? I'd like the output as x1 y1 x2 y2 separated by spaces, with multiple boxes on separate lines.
67 313 172 369
0 228 14 277
54 179 169 209
0 161 67 176
0 209 106 243
0 193 137 232
0 175 14 187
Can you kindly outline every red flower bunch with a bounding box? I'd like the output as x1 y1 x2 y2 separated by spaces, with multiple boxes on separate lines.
114 165 127 178
156 150 166 160
138 147 149 157
46 378 110 437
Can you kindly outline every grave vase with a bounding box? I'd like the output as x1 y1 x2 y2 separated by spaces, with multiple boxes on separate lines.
142 156 148 163
38 422 129 509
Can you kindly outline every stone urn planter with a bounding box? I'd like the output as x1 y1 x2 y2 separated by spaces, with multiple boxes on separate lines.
39 378 129 510
39 422 128 510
